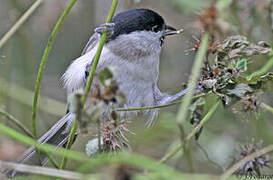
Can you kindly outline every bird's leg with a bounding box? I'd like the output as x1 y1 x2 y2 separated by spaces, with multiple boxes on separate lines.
94 23 115 40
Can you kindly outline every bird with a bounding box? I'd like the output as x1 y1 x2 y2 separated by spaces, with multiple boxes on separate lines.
5 8 187 178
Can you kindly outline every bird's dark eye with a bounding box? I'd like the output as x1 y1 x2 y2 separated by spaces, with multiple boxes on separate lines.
152 25 160 32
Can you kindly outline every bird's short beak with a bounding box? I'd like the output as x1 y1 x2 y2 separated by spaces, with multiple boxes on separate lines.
163 25 184 37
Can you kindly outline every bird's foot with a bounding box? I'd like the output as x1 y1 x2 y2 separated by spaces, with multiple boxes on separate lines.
94 23 115 39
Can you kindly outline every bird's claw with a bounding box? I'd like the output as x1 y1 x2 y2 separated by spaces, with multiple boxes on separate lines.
94 23 115 39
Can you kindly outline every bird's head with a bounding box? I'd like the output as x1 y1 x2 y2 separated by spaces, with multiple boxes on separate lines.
105 8 183 60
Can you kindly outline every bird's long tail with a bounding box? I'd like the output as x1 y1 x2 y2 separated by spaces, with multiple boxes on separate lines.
4 113 76 178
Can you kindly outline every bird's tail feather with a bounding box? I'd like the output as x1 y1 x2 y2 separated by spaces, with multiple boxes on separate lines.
4 113 76 178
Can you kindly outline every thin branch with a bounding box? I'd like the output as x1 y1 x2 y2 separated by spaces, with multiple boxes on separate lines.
81 0 118 106
247 56 273 80
0 108 33 138
31 0 79 165
31 0 78 138
176 33 208 142
220 144 273 180
58 0 119 170
159 100 220 163
0 0 44 49
115 92 207 112
44 151 60 169
0 123 182 179
0 160 91 180
78 152 182 179
261 102 273 115
195 141 224 172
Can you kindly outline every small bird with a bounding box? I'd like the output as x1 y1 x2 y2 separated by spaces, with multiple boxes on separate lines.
5 8 187 178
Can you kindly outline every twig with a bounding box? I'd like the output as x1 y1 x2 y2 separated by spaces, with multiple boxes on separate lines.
159 100 220 163
186 101 220 142
81 0 118 105
0 123 182 179
44 151 60 169
220 144 273 180
0 108 33 138
0 0 44 49
176 33 209 140
58 0 119 169
31 0 78 139
195 141 224 172
247 56 273 80
77 152 182 179
115 92 207 112
185 146 195 172
261 102 273 115
31 0 79 165
0 160 89 180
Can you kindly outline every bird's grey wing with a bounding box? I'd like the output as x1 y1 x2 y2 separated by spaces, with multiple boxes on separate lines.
81 33 100 55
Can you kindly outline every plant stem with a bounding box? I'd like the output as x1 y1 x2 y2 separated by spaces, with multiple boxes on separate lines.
0 108 33 138
261 102 273 115
0 123 182 179
115 92 207 112
31 0 78 139
0 109 59 168
31 0 78 165
176 33 209 139
60 94 81 169
77 152 182 179
159 100 220 163
247 56 273 80
81 0 118 106
0 160 90 180
0 123 87 161
0 0 44 49
60 119 78 169
185 101 220 142
58 0 119 169
44 151 60 168
220 144 273 180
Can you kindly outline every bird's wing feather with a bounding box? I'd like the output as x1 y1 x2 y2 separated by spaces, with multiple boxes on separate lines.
62 33 100 93
81 33 100 55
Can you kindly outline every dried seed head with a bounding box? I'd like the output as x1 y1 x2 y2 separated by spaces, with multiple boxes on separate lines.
233 141 270 176
100 119 132 152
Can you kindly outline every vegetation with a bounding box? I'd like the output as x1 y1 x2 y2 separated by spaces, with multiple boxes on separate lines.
0 0 272 179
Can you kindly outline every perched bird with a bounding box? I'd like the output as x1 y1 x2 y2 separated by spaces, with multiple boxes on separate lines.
5 8 187 178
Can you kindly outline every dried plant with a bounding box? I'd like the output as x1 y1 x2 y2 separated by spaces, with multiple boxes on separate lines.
232 141 271 176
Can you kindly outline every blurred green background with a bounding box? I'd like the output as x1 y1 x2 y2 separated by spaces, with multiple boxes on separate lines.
0 0 272 176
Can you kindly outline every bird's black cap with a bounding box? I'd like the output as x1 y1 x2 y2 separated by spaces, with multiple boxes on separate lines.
109 8 166 41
